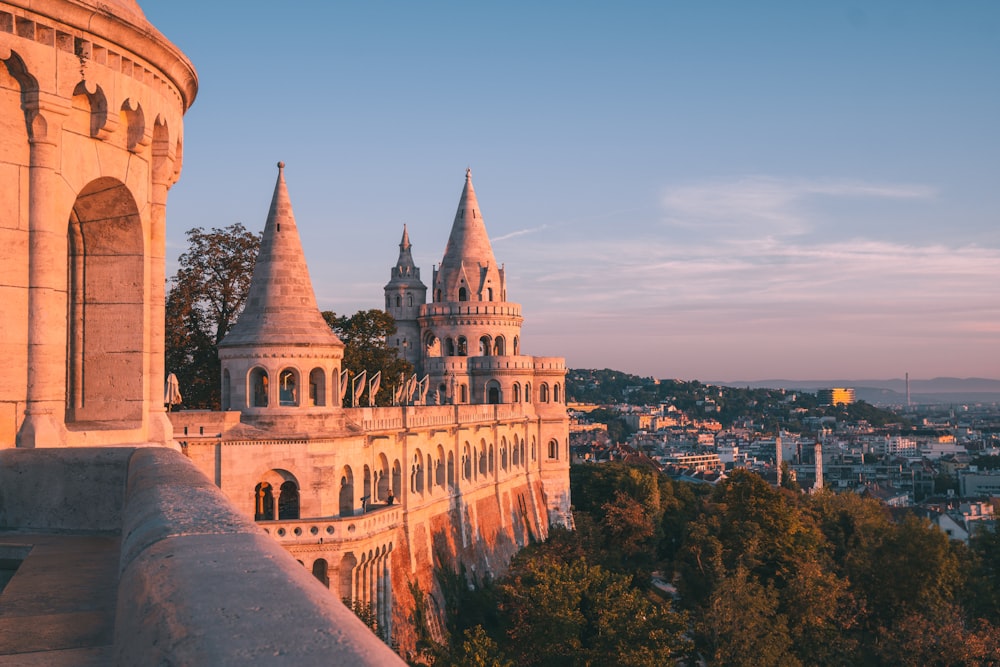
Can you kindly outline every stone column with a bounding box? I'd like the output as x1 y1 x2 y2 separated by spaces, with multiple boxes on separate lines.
147 151 174 446
18 98 69 448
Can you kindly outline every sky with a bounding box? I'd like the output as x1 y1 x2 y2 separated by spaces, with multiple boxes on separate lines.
143 1 1000 382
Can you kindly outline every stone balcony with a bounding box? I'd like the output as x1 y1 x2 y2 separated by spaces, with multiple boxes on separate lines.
0 447 404 665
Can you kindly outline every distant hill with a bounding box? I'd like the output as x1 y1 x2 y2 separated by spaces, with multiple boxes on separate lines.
712 377 1000 406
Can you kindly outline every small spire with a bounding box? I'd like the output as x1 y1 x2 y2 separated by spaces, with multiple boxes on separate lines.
400 224 411 251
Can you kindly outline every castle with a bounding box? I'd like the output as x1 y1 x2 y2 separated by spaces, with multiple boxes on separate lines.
173 162 571 648
1 0 570 656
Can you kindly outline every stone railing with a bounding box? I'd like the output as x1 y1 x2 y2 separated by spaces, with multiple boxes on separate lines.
260 505 403 546
0 446 404 666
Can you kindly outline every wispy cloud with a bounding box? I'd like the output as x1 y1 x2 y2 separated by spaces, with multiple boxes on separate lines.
492 225 548 243
660 176 936 237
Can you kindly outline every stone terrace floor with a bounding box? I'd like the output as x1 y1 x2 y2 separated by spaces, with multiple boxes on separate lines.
0 533 118 666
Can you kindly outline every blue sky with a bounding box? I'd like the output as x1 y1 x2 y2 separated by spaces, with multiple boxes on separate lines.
144 1 999 382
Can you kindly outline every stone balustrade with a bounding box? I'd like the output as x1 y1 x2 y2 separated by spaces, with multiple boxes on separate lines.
260 505 403 546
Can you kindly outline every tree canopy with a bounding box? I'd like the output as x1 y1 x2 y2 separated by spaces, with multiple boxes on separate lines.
322 309 413 406
165 223 260 408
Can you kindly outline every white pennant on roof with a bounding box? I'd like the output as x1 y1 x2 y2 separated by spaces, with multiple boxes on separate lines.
368 371 381 407
352 370 367 408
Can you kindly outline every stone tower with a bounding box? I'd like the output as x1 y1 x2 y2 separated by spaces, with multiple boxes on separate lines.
1 0 197 447
218 162 344 425
383 225 426 370
414 169 532 406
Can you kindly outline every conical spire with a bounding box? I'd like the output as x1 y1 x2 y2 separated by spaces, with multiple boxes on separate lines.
396 225 416 273
220 162 342 348
434 169 504 302
439 168 498 275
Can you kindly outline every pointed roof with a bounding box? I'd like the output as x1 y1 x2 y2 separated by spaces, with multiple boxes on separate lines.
438 168 499 275
220 162 342 349
396 224 416 270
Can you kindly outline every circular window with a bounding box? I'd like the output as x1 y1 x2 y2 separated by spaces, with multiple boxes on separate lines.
326 526 334 535
277 528 286 537
310 526 319 535
293 527 302 536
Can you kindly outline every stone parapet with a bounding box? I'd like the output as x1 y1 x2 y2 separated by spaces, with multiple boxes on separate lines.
0 446 404 665
259 505 402 547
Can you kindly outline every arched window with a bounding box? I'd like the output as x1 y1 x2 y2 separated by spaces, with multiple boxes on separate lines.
513 336 519 355
494 336 505 355
377 454 390 502
312 559 329 588
512 437 520 467
525 383 532 403
339 467 354 517
487 287 493 301
480 335 491 356
254 482 274 520
446 338 456 356
540 383 549 403
279 368 299 406
395 295 401 307
435 289 442 302
458 287 468 301
479 444 487 476
501 438 508 471
425 333 441 357
278 481 300 519
309 368 325 406
363 465 372 505
548 439 558 459
250 368 269 408
407 293 413 306
436 445 446 488
392 460 402 499
457 337 468 356
447 451 455 487
463 443 472 480
513 383 521 403
460 384 468 403
488 386 500 404
553 383 561 404
489 444 494 473
412 451 424 495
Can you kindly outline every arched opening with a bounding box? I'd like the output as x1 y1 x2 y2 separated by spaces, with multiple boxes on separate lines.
278 481 300 519
395 295 401 307
445 338 456 356
407 293 413 306
501 438 508 471
479 335 491 356
458 287 468 301
513 336 519 355
548 439 558 459
540 383 550 403
120 98 145 152
340 553 357 601
513 383 521 403
412 450 424 495
309 367 326 406
530 438 535 462
254 482 274 521
512 436 520 467
312 559 329 588
392 460 402 499
69 81 108 138
377 454 390 502
525 383 532 403
279 368 299 406
66 178 144 425
479 441 487 476
436 445 446 488
459 384 468 403
463 443 472 480
487 287 493 301
487 381 501 405
425 333 441 357
554 383 561 403
489 444 494 473
250 368 269 407
447 451 455 488
339 466 354 517
457 337 468 356
494 336 505 355
363 465 372 508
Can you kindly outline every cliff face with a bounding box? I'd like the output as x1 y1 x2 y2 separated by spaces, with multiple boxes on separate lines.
389 477 549 656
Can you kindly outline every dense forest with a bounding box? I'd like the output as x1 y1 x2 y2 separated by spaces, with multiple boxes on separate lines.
412 463 1000 666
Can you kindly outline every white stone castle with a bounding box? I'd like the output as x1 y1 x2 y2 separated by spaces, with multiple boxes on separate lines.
0 0 571 651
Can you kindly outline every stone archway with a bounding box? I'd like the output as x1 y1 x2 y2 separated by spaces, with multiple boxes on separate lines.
66 178 144 426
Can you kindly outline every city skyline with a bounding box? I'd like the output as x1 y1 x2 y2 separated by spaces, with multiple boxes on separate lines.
145 1 999 382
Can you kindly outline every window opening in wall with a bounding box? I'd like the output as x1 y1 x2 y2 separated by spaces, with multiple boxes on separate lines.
278 481 300 519
457 337 468 356
255 482 275 520
458 287 468 301
395 295 401 307
554 383 561 403
460 384 468 403
446 338 455 356
251 368 269 407
279 369 298 406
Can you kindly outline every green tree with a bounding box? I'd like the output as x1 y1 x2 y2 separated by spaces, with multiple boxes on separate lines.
165 223 260 408
322 309 413 406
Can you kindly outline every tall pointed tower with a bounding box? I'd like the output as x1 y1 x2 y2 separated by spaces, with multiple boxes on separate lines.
218 163 344 421
383 226 426 369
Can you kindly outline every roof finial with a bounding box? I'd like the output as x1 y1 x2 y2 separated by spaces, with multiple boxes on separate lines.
277 161 285 170
466 166 472 180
